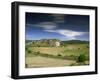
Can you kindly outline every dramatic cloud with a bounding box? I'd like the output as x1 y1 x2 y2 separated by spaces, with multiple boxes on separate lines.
45 30 87 40
36 22 57 29
26 22 57 30
52 14 65 23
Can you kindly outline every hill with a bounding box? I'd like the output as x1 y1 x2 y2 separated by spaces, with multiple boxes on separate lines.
26 39 89 47
62 40 89 44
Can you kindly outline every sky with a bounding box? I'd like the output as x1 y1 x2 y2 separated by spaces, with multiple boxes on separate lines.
25 12 89 41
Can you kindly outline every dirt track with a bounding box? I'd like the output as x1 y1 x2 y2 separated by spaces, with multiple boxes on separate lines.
25 56 75 68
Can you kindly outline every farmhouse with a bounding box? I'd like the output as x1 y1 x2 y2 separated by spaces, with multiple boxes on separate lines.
32 39 61 47
55 41 60 47
49 40 60 47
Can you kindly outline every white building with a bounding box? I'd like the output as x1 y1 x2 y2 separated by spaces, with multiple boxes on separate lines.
49 40 60 47
55 41 60 47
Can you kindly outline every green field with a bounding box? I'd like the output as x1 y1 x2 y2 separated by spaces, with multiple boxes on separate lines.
25 43 89 68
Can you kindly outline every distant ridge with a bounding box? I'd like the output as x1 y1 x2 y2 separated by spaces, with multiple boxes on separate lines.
26 39 89 45
62 40 89 44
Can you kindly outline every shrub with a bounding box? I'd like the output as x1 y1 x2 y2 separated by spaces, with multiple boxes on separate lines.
58 54 62 57
25 47 28 50
36 51 40 54
77 54 86 63
25 64 28 68
87 46 89 48
28 50 32 53
69 63 76 66
25 46 29 51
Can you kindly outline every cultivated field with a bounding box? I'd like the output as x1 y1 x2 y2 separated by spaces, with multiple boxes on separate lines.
25 43 89 68
25 56 76 68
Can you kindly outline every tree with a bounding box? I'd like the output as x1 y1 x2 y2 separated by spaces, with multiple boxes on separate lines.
28 50 32 53
77 54 86 63
58 54 62 57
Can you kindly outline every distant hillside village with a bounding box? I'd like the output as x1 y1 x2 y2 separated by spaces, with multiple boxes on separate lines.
26 39 89 47
26 39 61 47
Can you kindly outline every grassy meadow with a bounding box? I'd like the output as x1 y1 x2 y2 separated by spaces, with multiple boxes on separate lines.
25 40 89 68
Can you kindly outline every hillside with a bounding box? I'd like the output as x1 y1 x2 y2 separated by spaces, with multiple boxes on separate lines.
26 39 89 47
62 40 89 44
